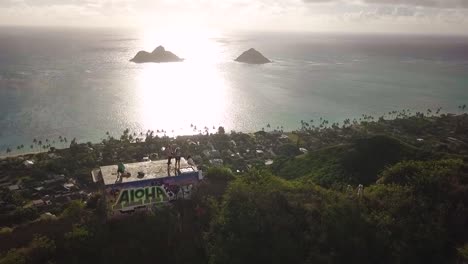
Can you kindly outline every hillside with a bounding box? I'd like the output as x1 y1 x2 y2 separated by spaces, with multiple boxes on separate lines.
1 111 468 263
271 134 450 186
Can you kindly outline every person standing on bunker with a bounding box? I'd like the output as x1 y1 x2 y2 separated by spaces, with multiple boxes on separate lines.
175 147 182 172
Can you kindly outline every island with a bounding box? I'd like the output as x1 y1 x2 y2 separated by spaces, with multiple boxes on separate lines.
130 46 184 63
235 48 271 64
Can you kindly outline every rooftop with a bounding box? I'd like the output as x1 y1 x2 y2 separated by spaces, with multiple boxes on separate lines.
8 185 20 191
99 158 198 186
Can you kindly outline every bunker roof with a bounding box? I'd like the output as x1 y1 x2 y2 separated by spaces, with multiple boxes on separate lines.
99 158 197 186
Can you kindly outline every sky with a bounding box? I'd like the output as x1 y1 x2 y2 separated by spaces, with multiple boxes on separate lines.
0 0 468 34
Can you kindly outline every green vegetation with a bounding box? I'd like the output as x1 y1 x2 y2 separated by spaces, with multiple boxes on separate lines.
1 110 468 263
272 135 436 186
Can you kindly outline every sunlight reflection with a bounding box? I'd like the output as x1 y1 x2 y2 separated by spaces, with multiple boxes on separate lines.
135 29 230 136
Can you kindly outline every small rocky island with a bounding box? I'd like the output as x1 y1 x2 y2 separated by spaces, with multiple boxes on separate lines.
235 48 271 64
130 46 183 63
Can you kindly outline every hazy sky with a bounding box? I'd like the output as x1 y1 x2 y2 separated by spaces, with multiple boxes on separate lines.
1 0 468 34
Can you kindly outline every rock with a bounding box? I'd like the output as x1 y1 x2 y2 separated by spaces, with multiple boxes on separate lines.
235 48 271 64
130 46 184 63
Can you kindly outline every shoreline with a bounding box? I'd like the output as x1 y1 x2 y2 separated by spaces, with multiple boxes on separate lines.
1 108 466 159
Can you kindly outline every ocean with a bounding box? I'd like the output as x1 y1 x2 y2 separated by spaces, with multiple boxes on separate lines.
1 27 468 153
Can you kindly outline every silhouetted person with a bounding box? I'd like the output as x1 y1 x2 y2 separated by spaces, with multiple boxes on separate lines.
166 146 174 176
175 147 181 172
166 145 173 166
167 163 171 177
187 155 195 167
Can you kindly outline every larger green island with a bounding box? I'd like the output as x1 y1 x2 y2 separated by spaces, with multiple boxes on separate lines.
1 107 468 264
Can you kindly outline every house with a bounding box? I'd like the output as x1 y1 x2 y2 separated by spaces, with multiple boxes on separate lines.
209 159 224 167
202 149 220 159
230 140 237 147
63 183 76 191
40 212 57 220
8 185 20 191
34 186 45 192
52 174 66 181
23 160 34 167
299 148 308 154
32 199 45 207
187 140 197 146
47 153 61 159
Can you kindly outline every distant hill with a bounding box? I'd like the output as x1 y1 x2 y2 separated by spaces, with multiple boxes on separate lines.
130 46 183 63
235 48 271 64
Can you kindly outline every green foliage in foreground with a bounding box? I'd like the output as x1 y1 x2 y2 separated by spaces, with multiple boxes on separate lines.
207 162 468 264
1 158 468 264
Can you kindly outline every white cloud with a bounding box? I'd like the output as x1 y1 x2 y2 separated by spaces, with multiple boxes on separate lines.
0 0 467 34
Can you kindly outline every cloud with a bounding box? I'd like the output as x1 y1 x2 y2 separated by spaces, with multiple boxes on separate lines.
0 0 467 34
303 0 468 9
361 0 468 9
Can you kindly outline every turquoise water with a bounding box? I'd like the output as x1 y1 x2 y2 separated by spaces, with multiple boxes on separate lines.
1 27 468 153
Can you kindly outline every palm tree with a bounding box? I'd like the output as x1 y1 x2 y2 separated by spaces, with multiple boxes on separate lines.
6 147 11 154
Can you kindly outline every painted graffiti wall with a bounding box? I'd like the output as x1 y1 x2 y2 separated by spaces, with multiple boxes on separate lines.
105 172 199 217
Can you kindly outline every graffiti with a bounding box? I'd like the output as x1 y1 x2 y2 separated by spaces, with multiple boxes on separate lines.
105 173 200 215
113 186 169 210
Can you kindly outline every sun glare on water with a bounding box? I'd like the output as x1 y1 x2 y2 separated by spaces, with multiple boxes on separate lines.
134 28 231 136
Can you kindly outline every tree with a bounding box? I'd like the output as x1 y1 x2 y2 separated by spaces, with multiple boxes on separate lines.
64 225 92 253
217 126 225 135
28 235 56 263
458 244 468 262
61 201 86 221
207 171 312 264
276 143 300 157
0 249 27 264
199 167 235 197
